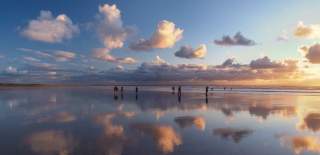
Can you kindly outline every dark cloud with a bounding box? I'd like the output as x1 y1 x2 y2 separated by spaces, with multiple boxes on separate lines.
214 32 256 46
250 56 283 69
299 43 320 64
72 56 302 83
174 44 207 59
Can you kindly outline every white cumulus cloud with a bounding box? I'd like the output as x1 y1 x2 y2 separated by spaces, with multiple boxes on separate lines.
294 22 320 39
22 10 79 43
130 20 183 51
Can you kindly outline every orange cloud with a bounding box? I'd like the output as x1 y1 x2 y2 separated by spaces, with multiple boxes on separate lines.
294 22 320 39
130 20 183 51
279 135 320 154
132 123 182 153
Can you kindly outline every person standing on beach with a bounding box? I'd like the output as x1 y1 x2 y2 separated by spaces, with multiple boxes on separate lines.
206 86 209 96
135 86 138 100
120 86 124 99
114 86 118 100
172 86 175 94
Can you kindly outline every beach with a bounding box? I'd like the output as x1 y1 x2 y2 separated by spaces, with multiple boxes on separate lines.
0 86 320 155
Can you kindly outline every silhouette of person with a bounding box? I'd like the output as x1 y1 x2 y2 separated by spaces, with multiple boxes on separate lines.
172 86 175 94
178 86 182 97
114 86 118 99
120 86 124 99
135 86 138 100
206 86 209 96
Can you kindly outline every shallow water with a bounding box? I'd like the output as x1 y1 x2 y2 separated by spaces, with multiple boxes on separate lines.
1 86 320 155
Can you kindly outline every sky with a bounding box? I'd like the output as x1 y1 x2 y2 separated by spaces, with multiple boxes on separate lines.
1 0 320 86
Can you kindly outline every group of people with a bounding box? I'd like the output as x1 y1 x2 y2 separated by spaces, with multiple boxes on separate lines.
171 86 182 96
113 85 232 101
113 86 139 100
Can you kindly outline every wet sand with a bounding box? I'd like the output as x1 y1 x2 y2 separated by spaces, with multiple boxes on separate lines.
0 86 320 155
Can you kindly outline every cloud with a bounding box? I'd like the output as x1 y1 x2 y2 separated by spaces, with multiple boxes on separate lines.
213 128 253 143
5 66 18 74
220 58 241 68
22 10 79 43
299 43 320 64
97 4 132 50
130 20 183 51
93 48 137 64
74 56 302 83
294 22 320 39
131 123 182 153
214 32 256 46
92 4 136 64
23 56 41 62
4 66 28 75
278 135 320 154
250 56 284 69
54 51 76 62
174 116 206 130
277 30 289 41
17 48 53 58
174 44 207 59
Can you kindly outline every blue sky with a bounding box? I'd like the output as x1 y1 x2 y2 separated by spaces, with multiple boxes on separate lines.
0 0 320 85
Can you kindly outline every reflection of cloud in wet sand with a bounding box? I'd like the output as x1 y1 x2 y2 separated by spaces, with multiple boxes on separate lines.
213 128 253 143
93 112 135 155
174 116 206 130
278 135 320 154
297 113 320 132
37 112 76 123
131 123 182 153
26 130 75 155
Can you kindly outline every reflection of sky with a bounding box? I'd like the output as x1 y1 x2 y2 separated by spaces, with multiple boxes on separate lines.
0 87 320 154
